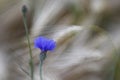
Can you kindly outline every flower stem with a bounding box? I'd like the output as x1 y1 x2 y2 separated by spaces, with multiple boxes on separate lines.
22 5 34 80
39 52 47 80
40 60 43 80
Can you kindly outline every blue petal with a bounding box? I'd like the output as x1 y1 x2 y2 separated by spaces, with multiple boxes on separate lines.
46 40 56 51
34 36 56 51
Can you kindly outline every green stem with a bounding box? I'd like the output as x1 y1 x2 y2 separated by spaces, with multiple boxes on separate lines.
22 6 34 80
39 52 47 80
40 60 43 80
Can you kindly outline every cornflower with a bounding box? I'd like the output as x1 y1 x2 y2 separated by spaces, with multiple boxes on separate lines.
34 36 56 80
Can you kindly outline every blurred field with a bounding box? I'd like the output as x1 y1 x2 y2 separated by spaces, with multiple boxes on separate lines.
0 0 120 80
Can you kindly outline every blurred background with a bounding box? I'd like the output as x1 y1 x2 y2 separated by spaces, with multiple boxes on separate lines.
0 0 120 80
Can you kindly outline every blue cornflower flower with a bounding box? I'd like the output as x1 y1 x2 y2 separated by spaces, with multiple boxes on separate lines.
34 36 56 52
34 36 56 80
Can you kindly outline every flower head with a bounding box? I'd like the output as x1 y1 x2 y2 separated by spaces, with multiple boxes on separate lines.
34 36 56 52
